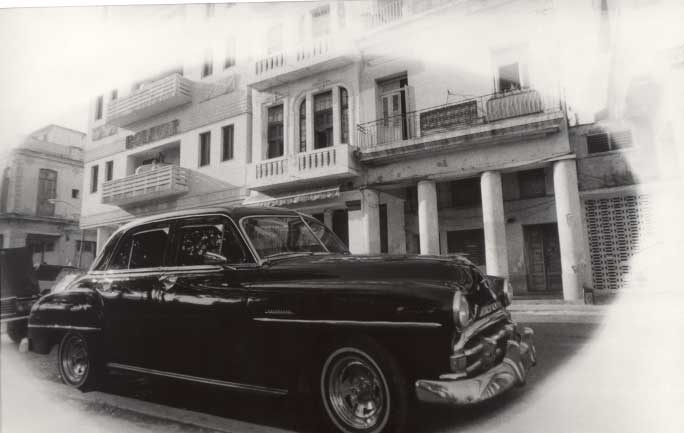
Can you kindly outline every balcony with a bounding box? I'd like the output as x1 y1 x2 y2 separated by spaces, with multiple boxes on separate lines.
248 36 358 91
356 89 565 164
362 0 456 30
101 165 189 207
247 144 359 191
106 73 192 127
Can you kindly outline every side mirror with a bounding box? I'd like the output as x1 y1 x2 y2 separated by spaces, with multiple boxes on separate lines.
203 251 228 265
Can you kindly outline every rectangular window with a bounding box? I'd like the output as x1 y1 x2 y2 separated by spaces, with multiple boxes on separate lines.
109 226 169 270
379 203 388 253
314 91 333 149
199 132 211 166
72 189 79 199
224 37 236 69
76 240 96 253
267 24 283 54
36 168 57 217
587 130 633 154
95 95 104 120
26 234 56 254
498 63 521 92
311 4 331 38
90 165 99 193
222 125 234 161
105 160 114 181
111 89 118 100
340 87 349 144
202 52 213 78
299 100 307 152
267 105 284 158
518 169 547 199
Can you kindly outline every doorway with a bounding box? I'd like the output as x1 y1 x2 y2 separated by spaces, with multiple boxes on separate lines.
523 223 562 292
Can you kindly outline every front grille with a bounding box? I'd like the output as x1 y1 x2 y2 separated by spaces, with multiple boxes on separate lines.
1 298 18 318
459 321 517 377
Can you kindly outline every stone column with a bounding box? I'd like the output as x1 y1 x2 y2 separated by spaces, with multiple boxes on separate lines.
323 209 334 230
417 180 439 255
305 93 314 152
481 171 508 278
553 159 587 301
360 188 381 254
96 226 116 254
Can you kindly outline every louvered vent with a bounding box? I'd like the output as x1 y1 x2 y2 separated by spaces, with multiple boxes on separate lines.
585 195 652 290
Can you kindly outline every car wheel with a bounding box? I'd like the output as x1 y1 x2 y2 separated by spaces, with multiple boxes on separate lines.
320 338 408 433
57 332 100 391
6 320 28 343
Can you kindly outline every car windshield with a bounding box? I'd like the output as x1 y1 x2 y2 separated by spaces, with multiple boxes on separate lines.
241 215 347 259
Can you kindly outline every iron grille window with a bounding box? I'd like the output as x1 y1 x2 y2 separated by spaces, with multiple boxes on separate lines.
95 95 104 120
199 132 211 166
314 91 333 149
36 168 57 217
340 87 349 144
105 160 114 181
222 125 234 161
587 130 633 154
267 105 284 159
299 100 307 152
518 169 547 199
90 165 99 193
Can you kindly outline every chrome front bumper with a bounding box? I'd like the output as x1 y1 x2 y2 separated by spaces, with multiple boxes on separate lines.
415 326 536 405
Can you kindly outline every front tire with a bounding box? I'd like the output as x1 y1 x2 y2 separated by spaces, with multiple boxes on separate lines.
319 338 408 433
57 332 100 391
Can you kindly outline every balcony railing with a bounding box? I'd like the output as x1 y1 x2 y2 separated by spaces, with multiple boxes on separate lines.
107 73 192 127
249 36 356 90
101 165 189 206
356 88 561 150
249 144 357 190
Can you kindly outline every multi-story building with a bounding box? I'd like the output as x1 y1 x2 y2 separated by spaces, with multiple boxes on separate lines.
0 125 97 268
85 0 676 302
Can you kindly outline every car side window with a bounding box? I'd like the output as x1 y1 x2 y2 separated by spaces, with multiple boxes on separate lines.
108 226 169 270
174 217 252 266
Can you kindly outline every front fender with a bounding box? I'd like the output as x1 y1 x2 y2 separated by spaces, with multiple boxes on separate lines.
27 288 104 353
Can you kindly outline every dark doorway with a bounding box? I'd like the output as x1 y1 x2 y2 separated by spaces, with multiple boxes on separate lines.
332 209 349 249
446 229 485 267
379 204 388 253
523 223 562 292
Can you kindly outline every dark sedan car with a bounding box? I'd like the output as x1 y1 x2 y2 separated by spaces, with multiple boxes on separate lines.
27 206 535 433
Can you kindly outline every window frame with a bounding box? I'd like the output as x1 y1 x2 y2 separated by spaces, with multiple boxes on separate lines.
313 90 333 149
36 168 57 217
106 222 171 271
267 104 284 159
221 124 235 161
199 131 212 167
586 130 633 155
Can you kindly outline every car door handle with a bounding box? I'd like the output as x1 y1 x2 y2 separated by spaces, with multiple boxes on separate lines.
158 274 178 291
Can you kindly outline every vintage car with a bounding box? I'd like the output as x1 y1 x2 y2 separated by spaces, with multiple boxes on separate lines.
27 206 535 433
1 247 41 343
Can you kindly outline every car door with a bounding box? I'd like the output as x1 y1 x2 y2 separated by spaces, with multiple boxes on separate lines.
151 215 257 383
96 221 170 368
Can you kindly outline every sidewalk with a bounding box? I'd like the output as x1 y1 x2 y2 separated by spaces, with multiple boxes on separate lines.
509 299 606 323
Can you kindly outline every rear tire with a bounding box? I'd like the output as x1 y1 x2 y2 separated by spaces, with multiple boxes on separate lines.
6 320 28 343
57 332 101 391
319 337 409 433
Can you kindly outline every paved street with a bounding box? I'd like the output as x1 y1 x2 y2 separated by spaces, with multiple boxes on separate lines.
1 319 600 433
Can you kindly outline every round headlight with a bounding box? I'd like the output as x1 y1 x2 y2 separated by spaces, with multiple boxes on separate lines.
452 292 470 329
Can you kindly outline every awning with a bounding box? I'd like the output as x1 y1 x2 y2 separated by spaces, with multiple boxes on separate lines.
243 186 340 207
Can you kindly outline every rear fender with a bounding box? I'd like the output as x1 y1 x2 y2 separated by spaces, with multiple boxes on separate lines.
27 287 103 354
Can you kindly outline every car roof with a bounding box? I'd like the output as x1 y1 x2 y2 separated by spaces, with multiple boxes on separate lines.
116 206 301 233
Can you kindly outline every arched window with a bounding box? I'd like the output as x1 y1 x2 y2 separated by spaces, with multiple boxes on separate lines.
299 99 307 152
340 87 349 144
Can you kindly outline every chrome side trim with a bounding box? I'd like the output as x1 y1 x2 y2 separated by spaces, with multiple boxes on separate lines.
253 318 442 328
28 324 101 331
1 315 30 323
105 363 288 396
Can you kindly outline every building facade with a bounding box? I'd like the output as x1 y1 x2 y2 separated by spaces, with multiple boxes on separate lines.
82 0 674 301
0 125 97 269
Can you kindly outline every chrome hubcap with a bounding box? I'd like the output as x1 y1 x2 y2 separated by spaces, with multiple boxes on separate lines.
61 335 89 385
327 354 387 431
